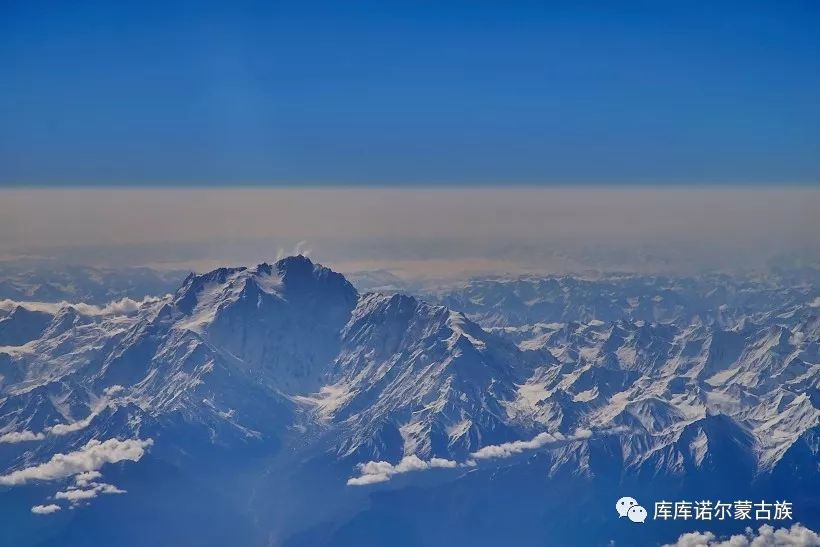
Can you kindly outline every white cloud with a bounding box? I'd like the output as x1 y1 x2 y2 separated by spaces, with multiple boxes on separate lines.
346 473 390 486
0 388 126 444
74 470 102 487
663 524 820 547
31 504 61 515
97 296 168 315
276 241 312 261
810 297 820 308
0 430 46 444
0 438 152 486
1 406 111 441
46 387 123 436
55 487 100 503
666 531 720 547
55 482 126 504
47 416 97 436
347 455 458 486
103 385 125 396
98 483 126 494
0 296 165 317
31 468 127 513
347 429 596 486
470 428 593 460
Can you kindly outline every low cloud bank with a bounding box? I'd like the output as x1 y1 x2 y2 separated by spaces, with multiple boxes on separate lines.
470 429 592 460
348 428 594 486
0 296 165 317
47 415 99 436
74 470 102 486
9 438 150 515
0 438 152 486
663 524 820 547
0 430 45 444
347 455 457 486
31 504 61 515
55 481 126 505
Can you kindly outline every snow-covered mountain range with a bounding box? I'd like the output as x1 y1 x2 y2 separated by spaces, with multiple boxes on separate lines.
0 257 817 546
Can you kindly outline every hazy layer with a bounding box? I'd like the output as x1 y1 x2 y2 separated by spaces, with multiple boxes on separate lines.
1 187 817 278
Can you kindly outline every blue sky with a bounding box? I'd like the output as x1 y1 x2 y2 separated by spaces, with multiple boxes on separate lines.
1 0 819 186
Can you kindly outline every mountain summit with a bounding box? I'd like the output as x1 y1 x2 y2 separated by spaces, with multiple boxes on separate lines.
0 259 817 546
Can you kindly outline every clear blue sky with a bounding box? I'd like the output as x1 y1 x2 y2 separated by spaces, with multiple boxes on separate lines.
1 0 819 186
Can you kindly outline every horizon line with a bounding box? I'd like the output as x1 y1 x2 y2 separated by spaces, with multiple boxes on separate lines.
1 181 819 190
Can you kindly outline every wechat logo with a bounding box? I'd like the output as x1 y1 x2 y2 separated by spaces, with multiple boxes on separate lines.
616 496 647 523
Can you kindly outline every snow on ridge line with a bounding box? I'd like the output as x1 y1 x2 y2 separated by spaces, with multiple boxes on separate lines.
0 385 126 443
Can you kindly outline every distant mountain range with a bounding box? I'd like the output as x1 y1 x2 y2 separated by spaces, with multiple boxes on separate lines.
0 257 817 546
0 262 185 304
